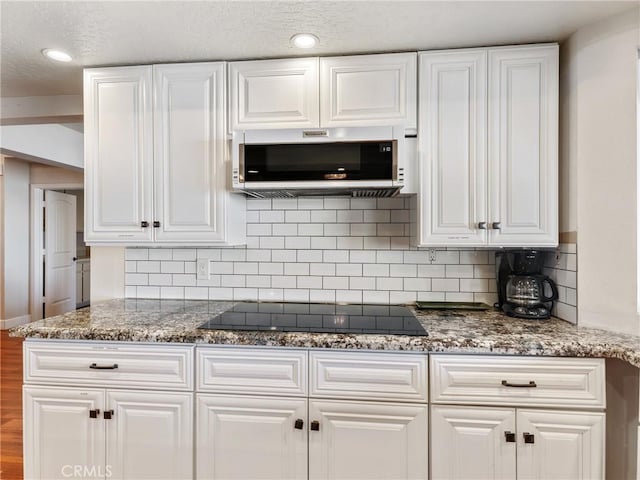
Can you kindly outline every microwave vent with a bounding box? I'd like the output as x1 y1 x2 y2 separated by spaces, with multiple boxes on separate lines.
236 187 400 199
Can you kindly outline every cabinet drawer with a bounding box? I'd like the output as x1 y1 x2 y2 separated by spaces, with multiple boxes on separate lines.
430 355 605 408
310 351 428 402
197 347 307 396
24 341 193 390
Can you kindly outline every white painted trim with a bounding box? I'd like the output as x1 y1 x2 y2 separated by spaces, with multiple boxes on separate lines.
30 187 44 322
1 314 31 330
637 50 640 315
29 183 84 321
31 183 83 190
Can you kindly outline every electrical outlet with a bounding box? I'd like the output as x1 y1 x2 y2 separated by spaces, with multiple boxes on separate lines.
428 249 437 263
196 259 210 280
554 248 561 266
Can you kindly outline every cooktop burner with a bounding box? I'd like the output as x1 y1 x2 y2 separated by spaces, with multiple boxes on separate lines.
198 302 428 336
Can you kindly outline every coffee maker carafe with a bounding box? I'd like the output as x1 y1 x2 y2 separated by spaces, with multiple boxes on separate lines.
496 250 559 319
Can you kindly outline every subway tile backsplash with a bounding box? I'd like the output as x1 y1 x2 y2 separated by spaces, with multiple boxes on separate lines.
124 197 577 323
544 243 578 324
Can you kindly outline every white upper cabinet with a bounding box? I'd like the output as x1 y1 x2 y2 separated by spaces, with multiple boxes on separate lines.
418 49 487 246
84 63 245 246
488 46 559 246
229 53 417 131
153 63 228 243
319 53 417 131
229 57 319 130
417 44 558 247
84 66 154 243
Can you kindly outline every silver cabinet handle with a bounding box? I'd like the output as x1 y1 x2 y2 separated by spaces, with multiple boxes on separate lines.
478 222 487 230
492 222 501 230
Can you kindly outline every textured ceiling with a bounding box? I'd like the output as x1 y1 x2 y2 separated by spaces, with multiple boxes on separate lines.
1 0 637 97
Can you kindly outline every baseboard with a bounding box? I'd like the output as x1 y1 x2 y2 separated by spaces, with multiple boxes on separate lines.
0 314 31 330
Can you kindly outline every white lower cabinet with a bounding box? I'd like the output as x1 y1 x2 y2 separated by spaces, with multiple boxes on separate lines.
430 405 516 480
430 354 606 480
196 394 307 479
23 342 195 480
195 347 429 480
23 386 106 480
516 409 605 480
24 386 193 480
308 399 428 480
431 406 605 480
106 390 193 480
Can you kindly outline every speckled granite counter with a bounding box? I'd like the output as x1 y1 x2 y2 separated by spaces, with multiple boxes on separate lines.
9 299 640 368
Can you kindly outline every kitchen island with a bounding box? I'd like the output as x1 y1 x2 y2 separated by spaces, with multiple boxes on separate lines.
10 299 640 480
10 298 640 367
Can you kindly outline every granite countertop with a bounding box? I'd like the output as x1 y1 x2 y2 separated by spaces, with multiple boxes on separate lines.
9 299 640 368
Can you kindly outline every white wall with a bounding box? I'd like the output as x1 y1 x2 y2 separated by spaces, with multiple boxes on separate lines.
30 164 83 185
561 7 640 335
90 247 125 302
1 158 31 326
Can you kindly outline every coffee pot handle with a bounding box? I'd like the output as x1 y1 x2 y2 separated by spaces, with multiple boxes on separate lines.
541 277 559 302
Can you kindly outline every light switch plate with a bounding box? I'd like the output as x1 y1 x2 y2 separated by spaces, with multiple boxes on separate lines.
196 259 210 280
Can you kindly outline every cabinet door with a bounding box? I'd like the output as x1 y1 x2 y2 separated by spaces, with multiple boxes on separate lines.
23 386 105 480
430 405 516 480
196 394 307 479
418 50 487 246
76 263 83 307
229 58 319 129
84 66 154 243
308 399 428 480
488 45 558 246
106 390 193 480
153 63 227 243
517 409 605 480
82 262 91 303
320 53 417 131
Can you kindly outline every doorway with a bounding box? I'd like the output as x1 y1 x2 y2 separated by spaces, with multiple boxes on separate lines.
30 183 86 321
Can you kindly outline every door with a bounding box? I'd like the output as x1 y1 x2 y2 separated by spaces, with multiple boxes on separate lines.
83 66 154 243
418 49 487 246
308 399 428 480
229 57 319 130
153 63 226 242
488 45 558 246
320 52 417 130
44 190 77 316
430 405 516 480
106 390 193 480
196 394 307 479
517 409 605 480
23 386 105 480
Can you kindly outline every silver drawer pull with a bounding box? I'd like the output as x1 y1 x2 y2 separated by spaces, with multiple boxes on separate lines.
89 363 119 370
501 380 537 388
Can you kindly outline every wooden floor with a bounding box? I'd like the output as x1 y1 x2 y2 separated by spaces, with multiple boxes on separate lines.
0 330 23 480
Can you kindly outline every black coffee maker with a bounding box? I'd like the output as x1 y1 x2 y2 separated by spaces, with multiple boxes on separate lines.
496 250 559 319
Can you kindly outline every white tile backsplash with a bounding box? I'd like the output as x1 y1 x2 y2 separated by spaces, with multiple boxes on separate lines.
124 198 578 324
544 244 578 324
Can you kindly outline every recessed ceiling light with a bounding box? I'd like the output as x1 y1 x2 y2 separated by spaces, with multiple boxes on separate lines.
42 49 72 62
290 33 319 49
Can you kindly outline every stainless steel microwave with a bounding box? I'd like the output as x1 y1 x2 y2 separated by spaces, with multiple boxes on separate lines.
231 126 406 198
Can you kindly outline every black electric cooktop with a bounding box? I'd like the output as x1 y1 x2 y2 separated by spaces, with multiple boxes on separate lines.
198 302 428 336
